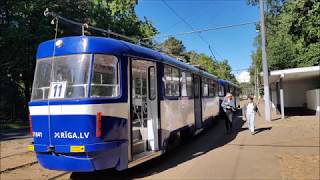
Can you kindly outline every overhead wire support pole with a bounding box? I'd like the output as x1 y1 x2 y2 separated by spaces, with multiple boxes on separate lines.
208 45 216 60
259 0 271 121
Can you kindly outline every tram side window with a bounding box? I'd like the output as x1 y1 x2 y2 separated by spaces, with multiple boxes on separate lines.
31 58 52 100
90 55 119 98
180 71 193 97
218 84 225 97
202 78 209 97
186 72 193 96
225 85 230 94
208 80 215 97
164 65 180 97
148 67 156 100
230 86 235 95
181 71 187 97
214 81 219 96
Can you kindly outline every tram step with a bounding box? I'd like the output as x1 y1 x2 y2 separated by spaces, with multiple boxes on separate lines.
132 140 145 155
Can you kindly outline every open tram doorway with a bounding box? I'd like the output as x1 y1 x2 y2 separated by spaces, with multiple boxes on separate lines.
130 59 159 161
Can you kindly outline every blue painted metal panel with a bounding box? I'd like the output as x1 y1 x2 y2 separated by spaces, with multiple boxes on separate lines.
31 115 127 146
36 140 128 172
29 98 126 106
37 36 129 59
37 153 95 172
32 113 128 172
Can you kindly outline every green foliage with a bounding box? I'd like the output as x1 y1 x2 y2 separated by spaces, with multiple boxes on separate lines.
249 0 320 79
215 60 237 83
0 0 157 121
161 37 237 83
186 52 237 83
162 37 186 57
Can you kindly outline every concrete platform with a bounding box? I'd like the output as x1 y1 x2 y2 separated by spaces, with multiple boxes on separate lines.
127 112 319 180
70 104 319 179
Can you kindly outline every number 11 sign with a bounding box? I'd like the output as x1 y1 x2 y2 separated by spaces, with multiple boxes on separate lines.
49 82 67 99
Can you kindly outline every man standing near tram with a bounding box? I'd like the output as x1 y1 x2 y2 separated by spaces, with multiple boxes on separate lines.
221 93 236 134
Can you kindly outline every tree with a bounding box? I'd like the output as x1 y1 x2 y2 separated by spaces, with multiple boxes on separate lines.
0 0 157 121
215 60 237 84
249 0 319 77
185 51 237 83
183 50 199 63
162 37 186 58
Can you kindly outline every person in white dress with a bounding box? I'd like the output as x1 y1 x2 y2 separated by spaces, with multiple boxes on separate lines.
245 96 260 135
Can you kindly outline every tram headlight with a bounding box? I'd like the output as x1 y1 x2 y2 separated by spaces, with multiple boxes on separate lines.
55 39 63 48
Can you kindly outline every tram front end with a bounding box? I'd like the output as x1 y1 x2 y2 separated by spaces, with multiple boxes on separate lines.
28 36 129 172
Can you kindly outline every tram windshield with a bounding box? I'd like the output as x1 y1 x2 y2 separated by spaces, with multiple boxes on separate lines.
31 54 120 100
31 54 91 100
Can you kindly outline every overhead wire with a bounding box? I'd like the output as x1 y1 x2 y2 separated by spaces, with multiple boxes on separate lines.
160 1 215 36
143 21 256 40
161 0 221 60
43 8 256 62
43 8 153 48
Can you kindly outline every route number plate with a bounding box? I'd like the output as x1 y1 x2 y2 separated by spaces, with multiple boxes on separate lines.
49 82 67 99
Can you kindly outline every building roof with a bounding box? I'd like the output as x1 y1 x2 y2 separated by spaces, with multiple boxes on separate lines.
263 66 320 83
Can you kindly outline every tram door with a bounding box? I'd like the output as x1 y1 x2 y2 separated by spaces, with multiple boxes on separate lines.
131 60 159 158
194 75 202 129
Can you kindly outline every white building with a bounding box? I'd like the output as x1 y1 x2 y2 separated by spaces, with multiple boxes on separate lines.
266 66 320 118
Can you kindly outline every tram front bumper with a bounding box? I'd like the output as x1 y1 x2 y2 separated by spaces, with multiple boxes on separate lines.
34 141 128 172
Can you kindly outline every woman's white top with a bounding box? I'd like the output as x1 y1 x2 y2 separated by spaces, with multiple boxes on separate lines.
246 102 255 114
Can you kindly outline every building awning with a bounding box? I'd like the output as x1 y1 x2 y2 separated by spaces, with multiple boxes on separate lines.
260 66 320 119
261 66 320 83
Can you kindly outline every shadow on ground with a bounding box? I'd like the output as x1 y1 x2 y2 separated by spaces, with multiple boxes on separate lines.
254 127 272 135
71 112 246 180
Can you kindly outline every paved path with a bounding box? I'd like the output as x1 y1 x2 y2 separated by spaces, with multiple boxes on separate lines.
71 109 319 180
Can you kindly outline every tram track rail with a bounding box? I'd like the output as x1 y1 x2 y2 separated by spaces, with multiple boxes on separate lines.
1 159 71 179
0 151 32 159
0 160 38 174
48 172 71 180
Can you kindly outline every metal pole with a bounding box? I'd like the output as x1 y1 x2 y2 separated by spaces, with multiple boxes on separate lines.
280 74 285 119
254 63 257 97
259 0 271 121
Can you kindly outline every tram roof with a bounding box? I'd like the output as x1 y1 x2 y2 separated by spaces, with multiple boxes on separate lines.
37 36 218 80
218 79 239 88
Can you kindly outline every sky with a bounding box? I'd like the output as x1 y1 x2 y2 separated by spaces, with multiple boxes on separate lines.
135 0 259 82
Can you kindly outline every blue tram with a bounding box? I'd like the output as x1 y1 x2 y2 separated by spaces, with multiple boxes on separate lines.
28 36 236 172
